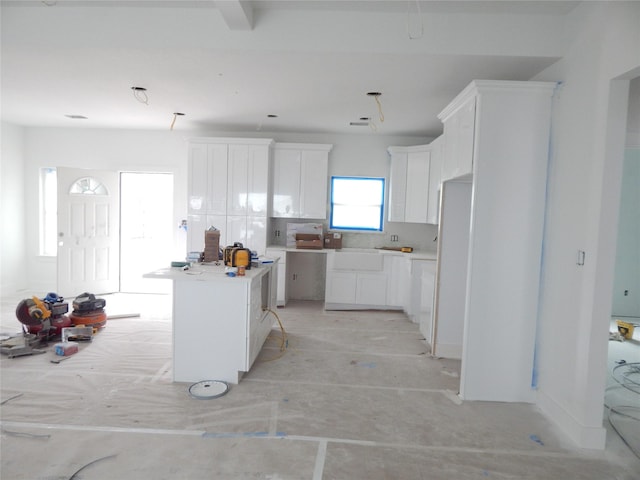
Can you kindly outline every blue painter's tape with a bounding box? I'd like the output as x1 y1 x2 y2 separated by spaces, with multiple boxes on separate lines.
202 431 286 439
357 362 377 368
529 434 544 446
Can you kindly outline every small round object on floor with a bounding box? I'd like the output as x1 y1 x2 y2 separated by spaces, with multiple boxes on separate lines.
188 380 230 399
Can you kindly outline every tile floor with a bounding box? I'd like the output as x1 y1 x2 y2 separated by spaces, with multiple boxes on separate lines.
1 292 638 479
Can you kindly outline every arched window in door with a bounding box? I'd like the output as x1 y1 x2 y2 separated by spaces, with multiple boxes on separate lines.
69 176 109 195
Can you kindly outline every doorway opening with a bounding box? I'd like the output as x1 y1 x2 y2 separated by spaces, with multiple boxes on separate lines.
119 172 174 294
606 76 640 459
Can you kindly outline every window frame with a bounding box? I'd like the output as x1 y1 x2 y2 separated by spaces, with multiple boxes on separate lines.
329 175 385 232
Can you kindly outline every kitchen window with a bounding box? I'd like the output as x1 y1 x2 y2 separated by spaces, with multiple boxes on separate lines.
329 176 385 232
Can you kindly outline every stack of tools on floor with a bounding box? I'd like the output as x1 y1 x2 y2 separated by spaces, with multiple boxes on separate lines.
0 291 105 359
203 226 221 262
70 292 107 329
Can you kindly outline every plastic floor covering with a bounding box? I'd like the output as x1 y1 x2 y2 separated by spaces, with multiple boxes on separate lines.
1 293 639 479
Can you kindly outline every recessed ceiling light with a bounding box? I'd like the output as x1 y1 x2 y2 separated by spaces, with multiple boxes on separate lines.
366 92 382 97
65 115 88 120
267 114 278 118
359 117 371 121
349 121 369 127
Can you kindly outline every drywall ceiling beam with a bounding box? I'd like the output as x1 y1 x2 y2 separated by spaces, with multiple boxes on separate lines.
215 0 253 30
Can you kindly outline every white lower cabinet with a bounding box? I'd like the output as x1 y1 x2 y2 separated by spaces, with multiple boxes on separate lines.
265 248 287 306
356 273 387 306
419 261 436 342
325 271 357 304
385 255 410 309
325 271 387 307
146 263 276 384
323 251 436 325
324 251 391 310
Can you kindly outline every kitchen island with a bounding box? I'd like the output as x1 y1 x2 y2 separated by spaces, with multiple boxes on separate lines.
144 262 277 384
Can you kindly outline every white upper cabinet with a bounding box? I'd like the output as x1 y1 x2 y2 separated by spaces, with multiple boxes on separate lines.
440 95 476 182
387 145 431 224
188 143 228 215
226 144 250 216
272 148 301 217
187 137 273 254
387 149 408 222
427 135 443 225
300 149 331 219
272 143 332 219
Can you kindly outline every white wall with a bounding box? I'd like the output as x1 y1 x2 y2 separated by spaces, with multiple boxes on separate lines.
18 127 430 292
532 2 640 448
0 122 28 297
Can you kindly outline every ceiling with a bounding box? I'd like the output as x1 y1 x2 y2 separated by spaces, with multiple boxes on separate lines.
0 1 580 137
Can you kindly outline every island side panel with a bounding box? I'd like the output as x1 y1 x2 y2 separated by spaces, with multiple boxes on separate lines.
172 279 249 384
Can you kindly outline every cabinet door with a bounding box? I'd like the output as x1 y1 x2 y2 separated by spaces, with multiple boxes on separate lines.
188 143 228 215
266 248 287 306
247 145 269 216
405 150 430 223
226 215 247 246
272 149 301 218
300 150 328 219
188 144 208 214
187 214 206 253
356 273 387 306
207 144 228 215
388 151 408 222
419 261 436 340
385 255 409 308
187 215 226 254
207 214 227 250
325 271 357 304
227 144 250 216
245 216 267 254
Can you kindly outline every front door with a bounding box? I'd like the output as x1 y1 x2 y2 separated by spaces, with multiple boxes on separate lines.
57 167 120 297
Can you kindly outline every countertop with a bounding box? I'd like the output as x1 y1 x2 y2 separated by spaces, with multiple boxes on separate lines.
143 262 274 282
266 245 437 261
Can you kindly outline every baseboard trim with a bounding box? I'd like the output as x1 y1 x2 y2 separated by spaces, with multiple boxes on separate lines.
432 343 462 359
536 389 607 449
